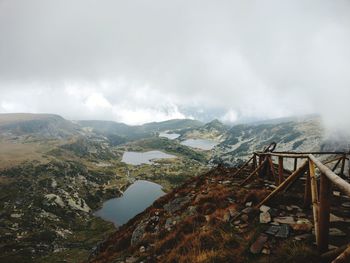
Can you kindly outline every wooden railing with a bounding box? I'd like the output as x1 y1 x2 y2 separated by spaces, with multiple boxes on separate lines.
233 148 350 261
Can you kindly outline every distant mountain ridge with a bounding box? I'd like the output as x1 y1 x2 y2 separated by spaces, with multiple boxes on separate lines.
0 113 79 138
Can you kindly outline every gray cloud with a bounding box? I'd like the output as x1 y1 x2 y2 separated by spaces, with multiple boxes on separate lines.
0 0 349 128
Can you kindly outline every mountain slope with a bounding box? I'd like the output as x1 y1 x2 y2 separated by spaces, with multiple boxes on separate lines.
78 119 203 144
0 113 79 138
212 117 324 165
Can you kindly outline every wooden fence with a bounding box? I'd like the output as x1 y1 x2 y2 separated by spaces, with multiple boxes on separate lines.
233 149 350 261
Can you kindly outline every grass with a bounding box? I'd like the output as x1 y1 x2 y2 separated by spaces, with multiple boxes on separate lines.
272 240 320 263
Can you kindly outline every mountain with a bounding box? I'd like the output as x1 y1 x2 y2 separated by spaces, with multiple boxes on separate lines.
78 119 203 145
212 117 324 165
177 119 229 142
0 113 79 139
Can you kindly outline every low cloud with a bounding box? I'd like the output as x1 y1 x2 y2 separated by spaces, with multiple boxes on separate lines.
0 0 349 130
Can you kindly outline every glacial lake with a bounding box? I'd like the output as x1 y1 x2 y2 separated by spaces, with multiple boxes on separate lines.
122 150 176 165
180 138 218 150
94 180 165 226
159 132 180 140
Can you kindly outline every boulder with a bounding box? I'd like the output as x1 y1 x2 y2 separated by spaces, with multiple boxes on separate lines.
259 212 271 224
250 234 268 254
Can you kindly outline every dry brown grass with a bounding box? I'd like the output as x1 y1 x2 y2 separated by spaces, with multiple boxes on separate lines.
0 140 48 169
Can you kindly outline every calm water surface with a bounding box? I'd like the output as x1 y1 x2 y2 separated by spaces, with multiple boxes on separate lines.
122 150 176 165
94 180 165 226
159 132 180 140
180 138 218 150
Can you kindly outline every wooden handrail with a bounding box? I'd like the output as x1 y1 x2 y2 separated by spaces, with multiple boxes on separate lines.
309 154 350 197
242 148 349 254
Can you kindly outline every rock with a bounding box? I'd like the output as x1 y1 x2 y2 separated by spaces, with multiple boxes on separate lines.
222 211 231 222
329 213 350 223
139 246 145 253
273 216 295 225
164 196 191 213
125 256 138 263
286 206 293 211
250 234 268 254
294 233 313 241
233 220 241 225
291 218 313 232
292 223 313 233
275 225 290 238
266 225 290 238
259 205 270 213
333 191 341 197
229 208 239 218
329 228 346 237
239 223 249 229
241 214 249 222
296 212 307 218
241 207 256 216
259 212 271 224
131 222 147 245
262 248 270 255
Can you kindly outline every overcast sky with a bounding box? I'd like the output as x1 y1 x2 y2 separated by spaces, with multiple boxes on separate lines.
0 1 349 130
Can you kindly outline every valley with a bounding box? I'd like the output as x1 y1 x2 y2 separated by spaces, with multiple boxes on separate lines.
0 113 348 262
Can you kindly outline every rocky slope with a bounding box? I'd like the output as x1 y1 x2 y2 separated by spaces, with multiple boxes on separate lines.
88 164 350 263
0 113 80 139
212 117 326 165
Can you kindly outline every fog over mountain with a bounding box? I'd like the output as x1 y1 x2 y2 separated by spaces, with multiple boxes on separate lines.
0 0 349 131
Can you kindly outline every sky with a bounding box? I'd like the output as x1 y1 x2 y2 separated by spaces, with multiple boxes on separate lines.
0 0 349 130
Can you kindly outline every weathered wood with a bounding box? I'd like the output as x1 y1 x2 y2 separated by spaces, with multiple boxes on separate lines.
240 159 268 186
318 173 332 253
332 157 343 172
309 159 319 246
332 245 350 263
253 154 257 169
309 154 350 197
294 157 298 171
324 156 343 165
321 244 348 262
303 168 312 208
232 155 254 177
278 156 284 185
256 151 347 155
340 155 346 177
256 161 308 208
267 156 278 185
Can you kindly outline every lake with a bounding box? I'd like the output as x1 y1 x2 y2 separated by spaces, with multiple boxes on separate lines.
180 138 218 150
159 132 180 140
122 150 176 165
94 180 165 226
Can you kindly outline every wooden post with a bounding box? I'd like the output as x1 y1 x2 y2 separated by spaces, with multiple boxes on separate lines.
267 156 278 185
340 155 346 177
278 156 284 185
318 173 332 253
309 159 319 246
253 154 257 170
294 157 298 171
303 167 312 208
232 155 254 177
256 161 308 208
332 157 342 172
240 159 268 186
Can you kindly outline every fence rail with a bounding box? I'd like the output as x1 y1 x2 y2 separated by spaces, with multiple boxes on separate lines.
233 147 350 261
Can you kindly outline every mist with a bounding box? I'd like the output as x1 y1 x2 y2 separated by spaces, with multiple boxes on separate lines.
0 0 349 130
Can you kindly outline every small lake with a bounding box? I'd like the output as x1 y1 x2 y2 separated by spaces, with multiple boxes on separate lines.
180 138 218 150
122 150 176 165
159 132 180 140
94 180 165 226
